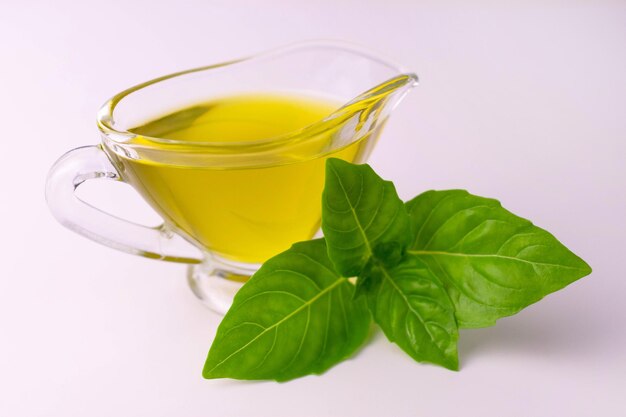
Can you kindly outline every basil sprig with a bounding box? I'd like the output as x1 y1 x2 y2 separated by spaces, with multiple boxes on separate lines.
204 159 591 380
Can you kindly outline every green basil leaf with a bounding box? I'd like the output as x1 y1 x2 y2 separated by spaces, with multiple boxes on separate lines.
203 239 371 381
322 158 411 277
406 190 592 328
366 254 459 370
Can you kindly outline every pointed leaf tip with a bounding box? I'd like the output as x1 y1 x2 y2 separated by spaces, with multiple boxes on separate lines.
322 159 411 277
203 238 371 381
406 189 593 328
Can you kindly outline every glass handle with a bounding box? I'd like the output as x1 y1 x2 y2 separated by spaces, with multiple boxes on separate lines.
45 145 204 263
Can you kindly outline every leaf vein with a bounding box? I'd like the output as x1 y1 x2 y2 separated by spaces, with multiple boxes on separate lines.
205 278 345 375
379 265 439 347
328 163 373 257
422 205 493 249
412 193 459 248
408 250 587 271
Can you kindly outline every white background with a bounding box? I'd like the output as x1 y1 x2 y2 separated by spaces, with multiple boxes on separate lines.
1 1 625 416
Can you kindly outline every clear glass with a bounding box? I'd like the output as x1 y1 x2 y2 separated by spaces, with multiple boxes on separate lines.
45 41 417 313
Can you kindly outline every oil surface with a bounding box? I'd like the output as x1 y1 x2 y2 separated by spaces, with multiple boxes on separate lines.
109 94 376 263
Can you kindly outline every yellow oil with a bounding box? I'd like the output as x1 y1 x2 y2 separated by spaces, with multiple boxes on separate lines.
108 94 376 263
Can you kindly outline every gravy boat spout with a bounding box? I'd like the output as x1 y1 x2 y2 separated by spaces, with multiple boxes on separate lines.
99 40 417 167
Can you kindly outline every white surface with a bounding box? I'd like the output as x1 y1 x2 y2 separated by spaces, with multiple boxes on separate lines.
2 1 625 416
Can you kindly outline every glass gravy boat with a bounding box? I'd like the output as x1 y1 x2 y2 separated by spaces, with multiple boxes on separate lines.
46 41 417 313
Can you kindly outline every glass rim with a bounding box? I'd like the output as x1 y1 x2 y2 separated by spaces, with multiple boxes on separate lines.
96 40 417 151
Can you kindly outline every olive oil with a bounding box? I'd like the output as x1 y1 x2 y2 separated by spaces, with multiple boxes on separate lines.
109 94 376 263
